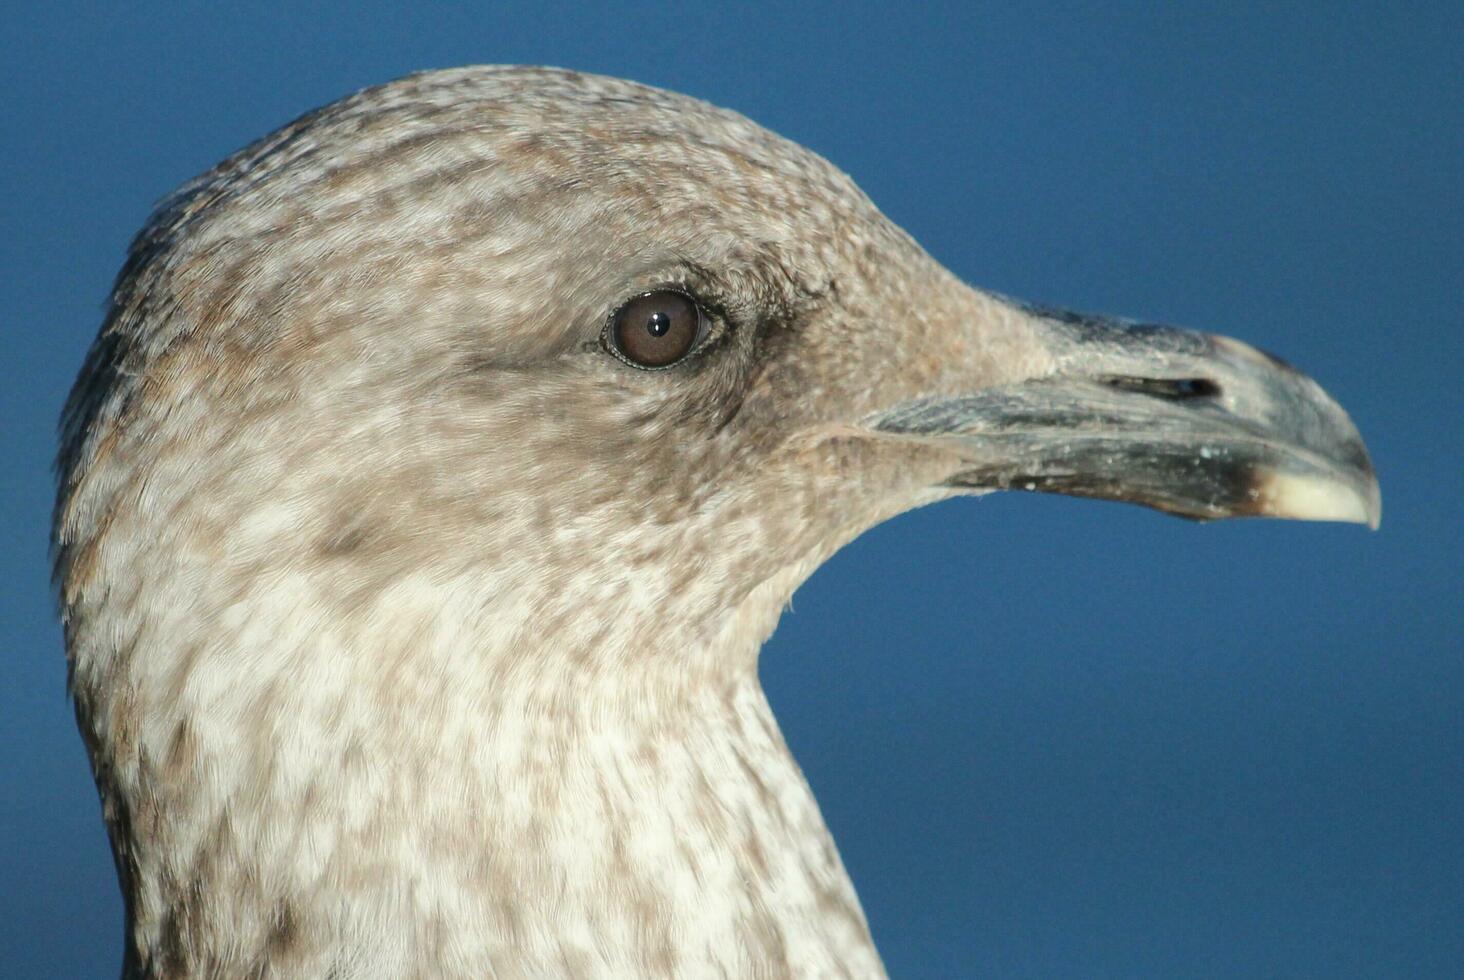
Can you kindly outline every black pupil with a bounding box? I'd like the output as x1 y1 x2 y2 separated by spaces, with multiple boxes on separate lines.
646 311 671 337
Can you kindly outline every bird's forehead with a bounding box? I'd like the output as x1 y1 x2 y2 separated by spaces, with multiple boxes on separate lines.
144 66 912 372
202 66 875 254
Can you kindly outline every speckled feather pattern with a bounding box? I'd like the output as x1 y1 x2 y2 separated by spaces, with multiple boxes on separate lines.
55 66 1062 978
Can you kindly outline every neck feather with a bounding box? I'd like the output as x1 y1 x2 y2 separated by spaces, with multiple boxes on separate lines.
99 566 885 978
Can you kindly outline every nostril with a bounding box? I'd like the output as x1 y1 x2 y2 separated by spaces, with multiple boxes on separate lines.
1102 376 1221 401
1174 378 1221 399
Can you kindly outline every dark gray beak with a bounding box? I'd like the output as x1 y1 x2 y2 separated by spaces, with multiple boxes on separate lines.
869 303 1381 527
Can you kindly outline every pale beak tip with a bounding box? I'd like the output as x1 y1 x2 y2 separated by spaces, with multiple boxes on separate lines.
1255 471 1382 530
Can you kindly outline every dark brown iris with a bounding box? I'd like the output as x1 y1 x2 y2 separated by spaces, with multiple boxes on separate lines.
609 290 703 368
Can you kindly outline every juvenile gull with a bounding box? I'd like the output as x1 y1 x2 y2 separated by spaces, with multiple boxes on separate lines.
54 66 1379 978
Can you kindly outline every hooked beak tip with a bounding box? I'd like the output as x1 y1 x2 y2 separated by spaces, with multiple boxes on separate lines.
1253 470 1382 530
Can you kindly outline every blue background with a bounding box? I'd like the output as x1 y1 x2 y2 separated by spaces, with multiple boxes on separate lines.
4 3 1459 977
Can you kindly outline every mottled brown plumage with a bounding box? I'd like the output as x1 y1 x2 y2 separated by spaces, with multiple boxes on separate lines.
55 66 1377 978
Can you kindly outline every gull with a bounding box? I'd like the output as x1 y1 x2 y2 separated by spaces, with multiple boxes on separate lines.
54 66 1379 979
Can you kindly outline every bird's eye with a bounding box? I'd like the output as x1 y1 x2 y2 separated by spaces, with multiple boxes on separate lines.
606 290 705 369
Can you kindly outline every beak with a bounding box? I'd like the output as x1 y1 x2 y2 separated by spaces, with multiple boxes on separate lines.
866 300 1381 528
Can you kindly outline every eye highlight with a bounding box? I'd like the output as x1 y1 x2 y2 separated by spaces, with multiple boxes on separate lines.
606 289 705 369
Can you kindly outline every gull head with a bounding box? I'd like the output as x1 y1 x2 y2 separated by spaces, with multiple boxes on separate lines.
53 66 1378 977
